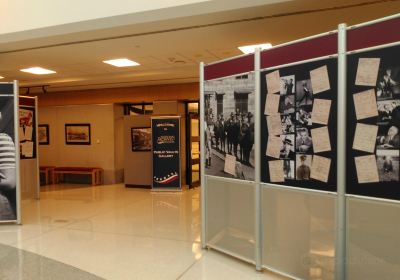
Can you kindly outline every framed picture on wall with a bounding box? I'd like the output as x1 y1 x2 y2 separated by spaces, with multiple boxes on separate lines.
131 127 151 151
65 123 91 145
38 124 49 145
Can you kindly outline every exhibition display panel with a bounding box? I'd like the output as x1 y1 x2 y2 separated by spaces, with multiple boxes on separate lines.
260 32 339 280
345 15 400 280
201 53 259 263
201 13 400 280
0 82 21 224
19 96 40 200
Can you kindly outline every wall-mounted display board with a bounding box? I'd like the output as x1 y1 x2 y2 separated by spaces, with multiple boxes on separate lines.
261 58 337 192
347 44 400 200
19 106 36 159
0 82 20 223
151 117 181 189
204 73 255 181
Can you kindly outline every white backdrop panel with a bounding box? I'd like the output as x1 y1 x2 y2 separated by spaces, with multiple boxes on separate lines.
347 197 400 279
262 185 336 279
206 176 255 262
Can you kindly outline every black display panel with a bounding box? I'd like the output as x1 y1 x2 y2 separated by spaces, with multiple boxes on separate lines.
261 58 337 192
19 106 36 159
347 45 400 200
151 117 181 189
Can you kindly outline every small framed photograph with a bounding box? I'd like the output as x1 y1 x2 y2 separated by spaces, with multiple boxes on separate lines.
131 127 151 151
38 124 49 145
65 124 91 145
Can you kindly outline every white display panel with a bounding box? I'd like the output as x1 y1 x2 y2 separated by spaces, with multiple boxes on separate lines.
262 185 336 279
347 196 400 279
205 176 255 262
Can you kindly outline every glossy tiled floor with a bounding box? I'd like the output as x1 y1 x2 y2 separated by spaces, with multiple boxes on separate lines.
0 184 287 280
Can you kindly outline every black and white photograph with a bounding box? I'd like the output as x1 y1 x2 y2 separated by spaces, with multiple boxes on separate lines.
281 114 295 134
280 75 295 95
376 150 399 182
296 127 313 153
283 160 295 180
296 154 312 180
279 95 295 114
376 67 400 100
280 134 295 159
296 105 313 127
131 127 151 151
0 96 17 221
377 100 400 124
376 124 400 149
296 79 313 106
204 73 255 181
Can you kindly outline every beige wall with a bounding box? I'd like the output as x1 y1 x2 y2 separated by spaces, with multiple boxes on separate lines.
123 115 152 186
36 83 198 107
38 104 119 184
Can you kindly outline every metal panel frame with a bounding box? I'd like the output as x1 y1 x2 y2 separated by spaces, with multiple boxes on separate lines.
14 81 22 224
254 48 262 271
200 62 207 249
336 23 347 280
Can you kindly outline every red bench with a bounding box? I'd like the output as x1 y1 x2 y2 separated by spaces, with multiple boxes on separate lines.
54 167 103 186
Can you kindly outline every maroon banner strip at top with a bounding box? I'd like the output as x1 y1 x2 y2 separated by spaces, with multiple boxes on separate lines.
204 54 254 81
347 17 400 52
19 96 35 107
261 33 338 69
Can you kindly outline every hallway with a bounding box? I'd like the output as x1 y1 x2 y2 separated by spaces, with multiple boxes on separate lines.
0 185 284 280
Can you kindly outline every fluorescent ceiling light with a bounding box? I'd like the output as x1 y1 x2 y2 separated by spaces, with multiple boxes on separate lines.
103 58 140 67
20 67 56 75
238 43 273 54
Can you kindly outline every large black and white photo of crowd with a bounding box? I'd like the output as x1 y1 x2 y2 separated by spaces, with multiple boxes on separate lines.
204 73 255 181
0 97 17 221
375 66 400 182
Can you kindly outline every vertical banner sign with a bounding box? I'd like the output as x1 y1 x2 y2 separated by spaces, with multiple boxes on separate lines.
0 83 18 222
152 117 181 189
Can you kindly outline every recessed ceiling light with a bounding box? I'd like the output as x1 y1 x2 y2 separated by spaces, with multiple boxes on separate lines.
238 43 273 54
103 58 140 67
20 67 56 75
0 76 4 79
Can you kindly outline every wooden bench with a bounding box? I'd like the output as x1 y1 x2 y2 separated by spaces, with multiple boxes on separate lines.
40 166 56 185
54 167 103 186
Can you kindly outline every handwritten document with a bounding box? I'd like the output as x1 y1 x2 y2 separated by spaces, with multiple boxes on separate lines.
355 155 379 184
266 136 282 159
269 160 285 183
311 155 331 183
312 99 332 125
353 89 378 120
266 70 281 94
355 58 380 86
353 123 378 153
267 114 282 136
311 126 331 153
264 93 280 115
224 154 237 176
310 65 331 94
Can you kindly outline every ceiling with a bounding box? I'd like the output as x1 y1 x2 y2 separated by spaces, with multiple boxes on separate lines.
0 0 400 93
